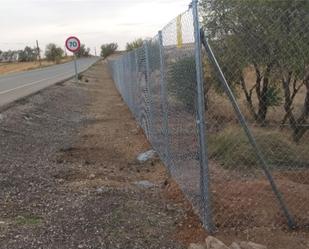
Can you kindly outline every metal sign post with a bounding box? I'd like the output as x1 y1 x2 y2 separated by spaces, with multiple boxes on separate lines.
73 53 78 81
65 36 81 82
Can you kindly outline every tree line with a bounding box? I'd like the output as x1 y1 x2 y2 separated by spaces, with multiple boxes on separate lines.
0 43 91 63
0 47 38 63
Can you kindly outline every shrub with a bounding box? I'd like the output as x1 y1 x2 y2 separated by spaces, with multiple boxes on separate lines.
126 38 143 52
100 43 118 59
75 44 90 58
45 43 64 63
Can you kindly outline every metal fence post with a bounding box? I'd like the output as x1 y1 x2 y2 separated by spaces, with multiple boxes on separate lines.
134 50 140 122
158 31 173 171
143 40 154 142
128 52 134 112
192 0 214 233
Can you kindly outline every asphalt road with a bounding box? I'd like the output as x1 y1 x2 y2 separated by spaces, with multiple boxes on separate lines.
0 57 99 107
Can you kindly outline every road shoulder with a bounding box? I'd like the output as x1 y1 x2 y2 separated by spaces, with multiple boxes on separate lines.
0 60 205 249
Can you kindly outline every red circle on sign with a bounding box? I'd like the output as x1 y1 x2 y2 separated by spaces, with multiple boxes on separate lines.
65 36 81 53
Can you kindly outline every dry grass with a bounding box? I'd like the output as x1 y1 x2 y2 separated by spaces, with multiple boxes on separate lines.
0 57 73 75
208 125 309 169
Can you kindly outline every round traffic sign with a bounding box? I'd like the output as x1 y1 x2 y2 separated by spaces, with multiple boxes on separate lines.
65 36 81 53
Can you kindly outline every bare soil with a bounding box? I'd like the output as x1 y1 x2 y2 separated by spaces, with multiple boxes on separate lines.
0 60 308 249
0 60 196 249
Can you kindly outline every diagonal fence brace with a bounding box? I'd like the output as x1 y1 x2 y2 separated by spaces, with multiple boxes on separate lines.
200 29 296 230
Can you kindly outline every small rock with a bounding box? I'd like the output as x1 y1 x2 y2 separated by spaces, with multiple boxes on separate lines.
96 187 107 194
137 150 156 163
230 242 241 249
131 129 139 135
0 221 5 225
239 242 267 249
205 236 229 249
23 114 31 121
89 174 96 180
0 114 4 122
58 179 65 184
188 243 206 249
134 180 155 189
166 204 176 211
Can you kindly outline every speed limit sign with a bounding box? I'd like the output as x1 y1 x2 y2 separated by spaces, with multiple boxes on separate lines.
65 36 81 82
65 36 81 53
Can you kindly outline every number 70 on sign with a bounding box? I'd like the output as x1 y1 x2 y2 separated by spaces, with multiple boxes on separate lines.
65 36 81 53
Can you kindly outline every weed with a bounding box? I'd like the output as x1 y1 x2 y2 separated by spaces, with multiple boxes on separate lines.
15 215 42 226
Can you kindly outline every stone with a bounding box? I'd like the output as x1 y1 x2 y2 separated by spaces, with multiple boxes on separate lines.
134 180 155 189
166 204 176 211
239 242 267 249
205 236 229 249
230 242 242 249
137 150 156 163
96 187 106 194
89 174 96 180
188 243 206 249
58 179 65 184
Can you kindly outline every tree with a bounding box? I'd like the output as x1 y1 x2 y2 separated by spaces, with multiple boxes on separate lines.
100 43 118 59
273 1 309 141
126 38 143 51
202 0 309 140
45 43 64 63
75 44 90 58
18 46 37 62
202 0 282 124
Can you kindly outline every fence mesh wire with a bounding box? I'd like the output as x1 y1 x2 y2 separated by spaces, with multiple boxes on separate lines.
162 9 202 212
109 7 206 223
201 0 309 230
109 0 309 233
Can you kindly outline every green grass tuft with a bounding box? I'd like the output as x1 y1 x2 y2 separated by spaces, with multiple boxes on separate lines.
15 215 42 226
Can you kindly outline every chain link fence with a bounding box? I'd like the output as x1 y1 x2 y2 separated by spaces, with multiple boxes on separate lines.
201 0 309 231
108 0 308 233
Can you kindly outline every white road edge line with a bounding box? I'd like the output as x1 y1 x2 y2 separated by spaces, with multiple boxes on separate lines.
0 72 71 95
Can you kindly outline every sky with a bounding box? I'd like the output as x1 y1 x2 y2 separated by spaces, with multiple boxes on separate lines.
0 0 190 55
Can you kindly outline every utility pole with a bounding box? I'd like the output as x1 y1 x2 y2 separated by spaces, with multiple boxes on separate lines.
36 40 42 67
94 47 97 56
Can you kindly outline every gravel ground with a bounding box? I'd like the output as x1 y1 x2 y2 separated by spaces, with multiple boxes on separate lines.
0 61 205 249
